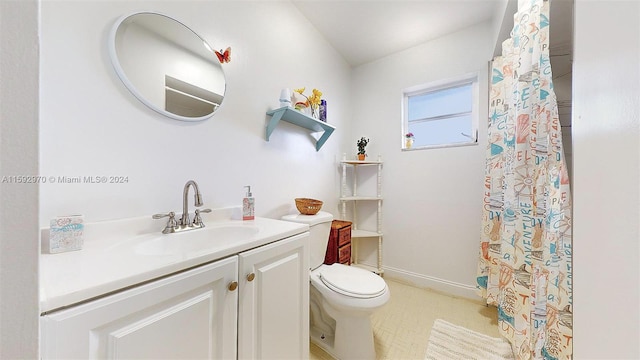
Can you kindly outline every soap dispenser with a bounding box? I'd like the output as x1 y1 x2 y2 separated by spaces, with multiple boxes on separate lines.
243 186 255 220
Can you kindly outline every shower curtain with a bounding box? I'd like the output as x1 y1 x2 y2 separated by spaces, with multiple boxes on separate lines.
476 0 572 359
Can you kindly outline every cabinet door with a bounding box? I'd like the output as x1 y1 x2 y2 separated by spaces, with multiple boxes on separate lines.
41 256 239 360
238 233 309 360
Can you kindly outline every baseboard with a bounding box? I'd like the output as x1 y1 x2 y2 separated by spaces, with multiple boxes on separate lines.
378 264 481 301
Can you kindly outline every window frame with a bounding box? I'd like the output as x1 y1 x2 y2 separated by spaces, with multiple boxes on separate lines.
402 73 479 150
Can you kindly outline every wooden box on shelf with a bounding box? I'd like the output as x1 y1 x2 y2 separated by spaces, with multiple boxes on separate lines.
324 220 352 266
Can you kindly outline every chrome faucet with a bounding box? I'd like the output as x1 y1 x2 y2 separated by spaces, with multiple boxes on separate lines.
181 180 203 226
153 180 211 234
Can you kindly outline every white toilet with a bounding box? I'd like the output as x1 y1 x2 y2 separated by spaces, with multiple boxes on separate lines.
282 211 390 360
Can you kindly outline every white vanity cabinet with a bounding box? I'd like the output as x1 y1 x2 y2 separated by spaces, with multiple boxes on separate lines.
40 256 239 359
238 234 309 359
41 232 309 360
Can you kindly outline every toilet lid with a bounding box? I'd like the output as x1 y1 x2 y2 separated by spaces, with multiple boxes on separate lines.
319 264 387 298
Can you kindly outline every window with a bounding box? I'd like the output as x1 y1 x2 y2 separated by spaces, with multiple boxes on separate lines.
403 74 478 149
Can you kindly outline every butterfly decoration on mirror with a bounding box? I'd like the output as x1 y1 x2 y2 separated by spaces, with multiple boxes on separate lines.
215 47 231 64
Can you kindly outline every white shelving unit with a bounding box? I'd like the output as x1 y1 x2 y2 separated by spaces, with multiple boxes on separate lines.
339 154 383 275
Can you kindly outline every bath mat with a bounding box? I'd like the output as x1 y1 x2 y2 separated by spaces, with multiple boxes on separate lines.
425 319 515 360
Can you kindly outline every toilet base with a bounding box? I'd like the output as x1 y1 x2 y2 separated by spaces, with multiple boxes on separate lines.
310 287 377 360
310 327 337 358
310 312 376 360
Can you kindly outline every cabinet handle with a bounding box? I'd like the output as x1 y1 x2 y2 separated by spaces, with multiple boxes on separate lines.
228 281 238 291
246 273 256 282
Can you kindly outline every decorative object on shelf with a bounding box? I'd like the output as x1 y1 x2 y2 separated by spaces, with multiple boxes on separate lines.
292 92 308 112
295 198 323 215
319 100 327 122
279 88 292 108
405 132 415 149
214 47 231 63
357 137 369 160
293 87 323 118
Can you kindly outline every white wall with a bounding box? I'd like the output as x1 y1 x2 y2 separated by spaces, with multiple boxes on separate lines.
0 0 40 357
491 0 516 58
350 22 492 298
39 1 351 227
573 1 640 358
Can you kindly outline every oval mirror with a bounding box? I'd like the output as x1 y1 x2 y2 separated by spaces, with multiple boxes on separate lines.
108 12 225 121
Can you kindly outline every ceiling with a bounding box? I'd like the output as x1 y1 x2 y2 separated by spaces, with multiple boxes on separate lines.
292 0 573 67
292 0 502 66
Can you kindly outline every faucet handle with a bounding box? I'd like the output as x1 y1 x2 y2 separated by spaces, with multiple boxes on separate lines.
152 211 174 220
193 208 212 226
152 211 178 234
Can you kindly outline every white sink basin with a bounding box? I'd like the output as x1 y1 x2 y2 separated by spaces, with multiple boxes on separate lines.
132 224 259 256
40 207 310 313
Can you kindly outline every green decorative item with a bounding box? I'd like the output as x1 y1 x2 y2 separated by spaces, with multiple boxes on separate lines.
356 137 369 160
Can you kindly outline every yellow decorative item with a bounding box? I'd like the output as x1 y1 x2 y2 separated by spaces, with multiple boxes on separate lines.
293 87 323 118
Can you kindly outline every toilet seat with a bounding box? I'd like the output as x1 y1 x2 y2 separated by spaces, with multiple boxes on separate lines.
319 264 387 298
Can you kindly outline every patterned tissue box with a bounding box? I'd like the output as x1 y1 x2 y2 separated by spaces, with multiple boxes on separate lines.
48 215 84 254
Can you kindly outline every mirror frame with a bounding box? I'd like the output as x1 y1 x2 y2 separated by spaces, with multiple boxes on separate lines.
108 11 225 122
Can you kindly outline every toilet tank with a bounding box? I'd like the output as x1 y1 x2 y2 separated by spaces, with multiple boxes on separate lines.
281 211 333 270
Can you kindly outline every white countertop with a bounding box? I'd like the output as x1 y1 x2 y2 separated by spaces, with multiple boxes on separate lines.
40 208 308 313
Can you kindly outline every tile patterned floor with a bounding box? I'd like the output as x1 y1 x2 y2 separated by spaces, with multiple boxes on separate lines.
310 278 500 360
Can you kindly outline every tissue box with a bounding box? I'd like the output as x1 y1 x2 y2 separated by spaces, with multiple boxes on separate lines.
47 215 84 254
